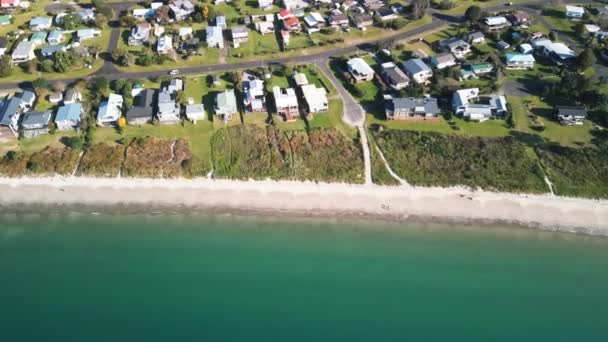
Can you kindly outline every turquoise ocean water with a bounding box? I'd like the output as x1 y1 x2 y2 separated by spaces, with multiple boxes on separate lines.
1 212 607 341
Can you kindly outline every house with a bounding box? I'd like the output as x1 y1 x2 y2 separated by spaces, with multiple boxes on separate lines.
185 104 205 123
11 41 35 65
54 12 67 25
505 53 535 69
256 21 275 34
385 97 440 120
471 63 493 75
64 88 82 105
565 5 584 20
282 0 309 11
157 91 181 123
347 57 375 83
178 27 193 40
126 89 154 125
282 15 301 33
47 30 64 44
30 31 48 46
215 89 238 121
531 37 552 50
465 31 485 45
507 12 529 25
20 110 52 138
0 37 6 56
278 9 295 20
483 16 510 30
0 0 19 8
402 59 433 84
519 43 533 54
157 35 174 54
452 88 507 121
169 0 195 21
19 91 36 110
97 93 124 125
55 103 82 131
301 84 328 114
216 15 227 29
133 8 156 20
0 14 11 26
273 86 299 121
497 40 510 50
154 24 165 37
30 17 52 31
0 96 23 132
206 26 224 48
76 29 100 42
362 0 384 11
538 41 576 64
77 8 96 22
380 62 409 90
41 44 66 58
376 7 398 21
242 72 266 112
49 93 63 104
328 10 349 28
304 12 325 32
231 26 249 48
129 22 152 46
350 13 373 29
258 0 273 10
430 52 457 70
182 37 200 52
293 72 308 87
438 37 471 58
585 24 601 34
556 105 587 125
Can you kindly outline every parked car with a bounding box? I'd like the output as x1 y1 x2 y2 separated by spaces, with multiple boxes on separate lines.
169 69 180 75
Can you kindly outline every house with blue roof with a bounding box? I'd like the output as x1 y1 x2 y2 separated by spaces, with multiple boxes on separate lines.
30 31 48 46
76 29 100 42
47 30 64 45
402 59 433 84
505 53 535 69
55 103 83 131
21 110 52 138
77 8 96 22
30 17 52 31
0 96 24 132
41 44 66 57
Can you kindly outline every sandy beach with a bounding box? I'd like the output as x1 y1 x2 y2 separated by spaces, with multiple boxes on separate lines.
0 176 607 235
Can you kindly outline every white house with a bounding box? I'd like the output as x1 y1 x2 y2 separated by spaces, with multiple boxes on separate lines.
438 37 471 58
402 59 433 84
429 53 457 70
483 16 509 30
242 72 266 112
11 41 35 65
157 35 174 54
231 26 249 48
452 88 507 121
273 86 299 121
256 21 275 34
54 103 82 131
258 0 273 10
347 57 375 83
505 53 535 69
565 5 585 19
97 93 124 125
301 84 328 114
185 104 205 123
206 26 224 48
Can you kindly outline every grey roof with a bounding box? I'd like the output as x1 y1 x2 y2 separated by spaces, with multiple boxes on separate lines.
432 52 456 64
0 37 7 48
186 104 205 115
556 105 587 118
439 37 467 49
19 90 35 104
55 103 82 122
402 59 431 74
41 44 65 56
381 64 409 85
0 97 21 126
21 110 52 127
466 31 484 40
127 89 154 119
390 97 439 115
231 25 248 34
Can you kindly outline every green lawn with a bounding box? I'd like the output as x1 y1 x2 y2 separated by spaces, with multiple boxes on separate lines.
309 99 356 138
184 76 207 104
227 31 281 62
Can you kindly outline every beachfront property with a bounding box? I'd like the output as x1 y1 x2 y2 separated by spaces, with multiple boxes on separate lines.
207 26 224 48
385 97 440 120
55 103 83 131
402 59 433 84
0 96 24 132
452 88 507 121
505 53 536 69
347 57 375 83
242 72 266 113
157 79 182 124
11 41 35 65
438 37 471 58
231 26 249 48
185 104 206 123
126 89 154 125
430 53 457 70
300 82 328 114
215 89 238 122
565 5 585 20
380 62 410 90
20 110 52 138
273 86 299 121
556 105 587 125
97 94 124 126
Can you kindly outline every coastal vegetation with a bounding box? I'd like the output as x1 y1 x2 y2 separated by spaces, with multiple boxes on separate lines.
76 143 124 177
211 125 364 183
26 146 80 176
122 137 192 178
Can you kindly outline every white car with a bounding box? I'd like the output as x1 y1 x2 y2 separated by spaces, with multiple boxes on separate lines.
169 69 180 75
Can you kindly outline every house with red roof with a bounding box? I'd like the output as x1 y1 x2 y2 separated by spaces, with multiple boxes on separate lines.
0 0 20 8
283 16 301 33
278 9 295 21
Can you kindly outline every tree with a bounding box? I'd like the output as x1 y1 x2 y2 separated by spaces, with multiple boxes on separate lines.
96 6 113 19
53 50 73 73
63 136 83 149
94 14 109 28
32 77 50 95
136 49 156 66
112 48 132 66
61 14 82 30
92 77 109 93
155 6 171 24
575 48 596 71
464 6 481 22
411 0 430 19
175 90 188 106
117 117 127 131
41 59 54 73
119 14 137 28
0 56 12 78
549 31 558 41
202 5 210 21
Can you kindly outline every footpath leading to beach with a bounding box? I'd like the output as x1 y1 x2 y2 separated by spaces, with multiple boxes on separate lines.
0 177 607 235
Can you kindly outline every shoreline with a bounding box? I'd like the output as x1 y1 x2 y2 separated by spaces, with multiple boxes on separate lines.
1 176 607 236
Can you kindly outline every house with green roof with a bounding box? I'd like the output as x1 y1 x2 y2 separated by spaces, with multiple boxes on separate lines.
471 63 494 75
0 15 12 26
215 89 238 122
30 31 48 46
